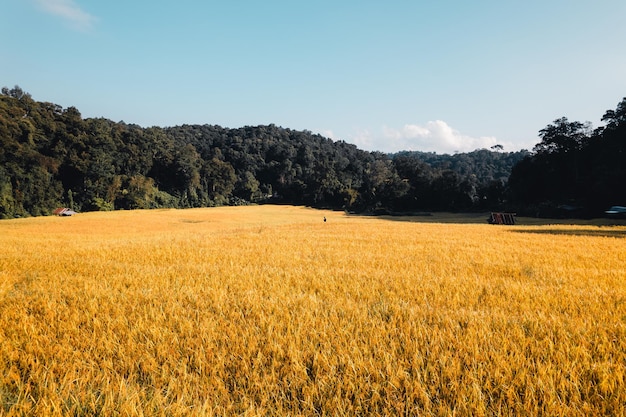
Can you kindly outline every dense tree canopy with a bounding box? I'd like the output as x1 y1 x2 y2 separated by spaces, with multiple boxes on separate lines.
508 98 626 217
1 86 623 218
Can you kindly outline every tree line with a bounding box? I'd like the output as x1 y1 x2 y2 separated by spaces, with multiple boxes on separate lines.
508 98 626 217
0 86 623 218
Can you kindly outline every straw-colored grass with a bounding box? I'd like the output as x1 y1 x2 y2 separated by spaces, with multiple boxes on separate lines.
1 206 625 416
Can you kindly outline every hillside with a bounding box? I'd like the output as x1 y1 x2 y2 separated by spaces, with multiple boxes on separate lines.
0 86 526 218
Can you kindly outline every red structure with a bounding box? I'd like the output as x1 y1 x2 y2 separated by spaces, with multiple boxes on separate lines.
53 208 77 216
488 212 516 225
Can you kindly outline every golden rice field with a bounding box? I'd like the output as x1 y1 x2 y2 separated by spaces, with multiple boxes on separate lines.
1 206 625 416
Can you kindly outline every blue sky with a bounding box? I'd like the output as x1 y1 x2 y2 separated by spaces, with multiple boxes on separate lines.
2 1 625 154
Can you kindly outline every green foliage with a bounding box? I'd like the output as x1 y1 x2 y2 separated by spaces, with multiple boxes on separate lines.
88 197 114 212
2 86 623 218
508 98 626 216
0 166 15 219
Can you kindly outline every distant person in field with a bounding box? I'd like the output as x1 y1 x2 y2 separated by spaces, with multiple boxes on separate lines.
323 217 326 223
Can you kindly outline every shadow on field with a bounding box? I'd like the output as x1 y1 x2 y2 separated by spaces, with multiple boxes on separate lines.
510 229 626 239
349 211 626 228
348 212 491 224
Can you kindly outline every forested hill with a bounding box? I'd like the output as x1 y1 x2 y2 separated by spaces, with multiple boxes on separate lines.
0 85 554 218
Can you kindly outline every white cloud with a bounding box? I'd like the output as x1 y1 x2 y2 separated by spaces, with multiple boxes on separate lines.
319 129 336 140
35 0 96 31
359 120 500 154
348 128 376 151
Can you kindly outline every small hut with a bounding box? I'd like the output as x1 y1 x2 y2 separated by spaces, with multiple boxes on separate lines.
53 208 77 216
488 212 516 225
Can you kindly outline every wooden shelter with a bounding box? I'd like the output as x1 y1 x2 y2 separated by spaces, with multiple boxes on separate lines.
488 212 516 225
53 208 77 216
